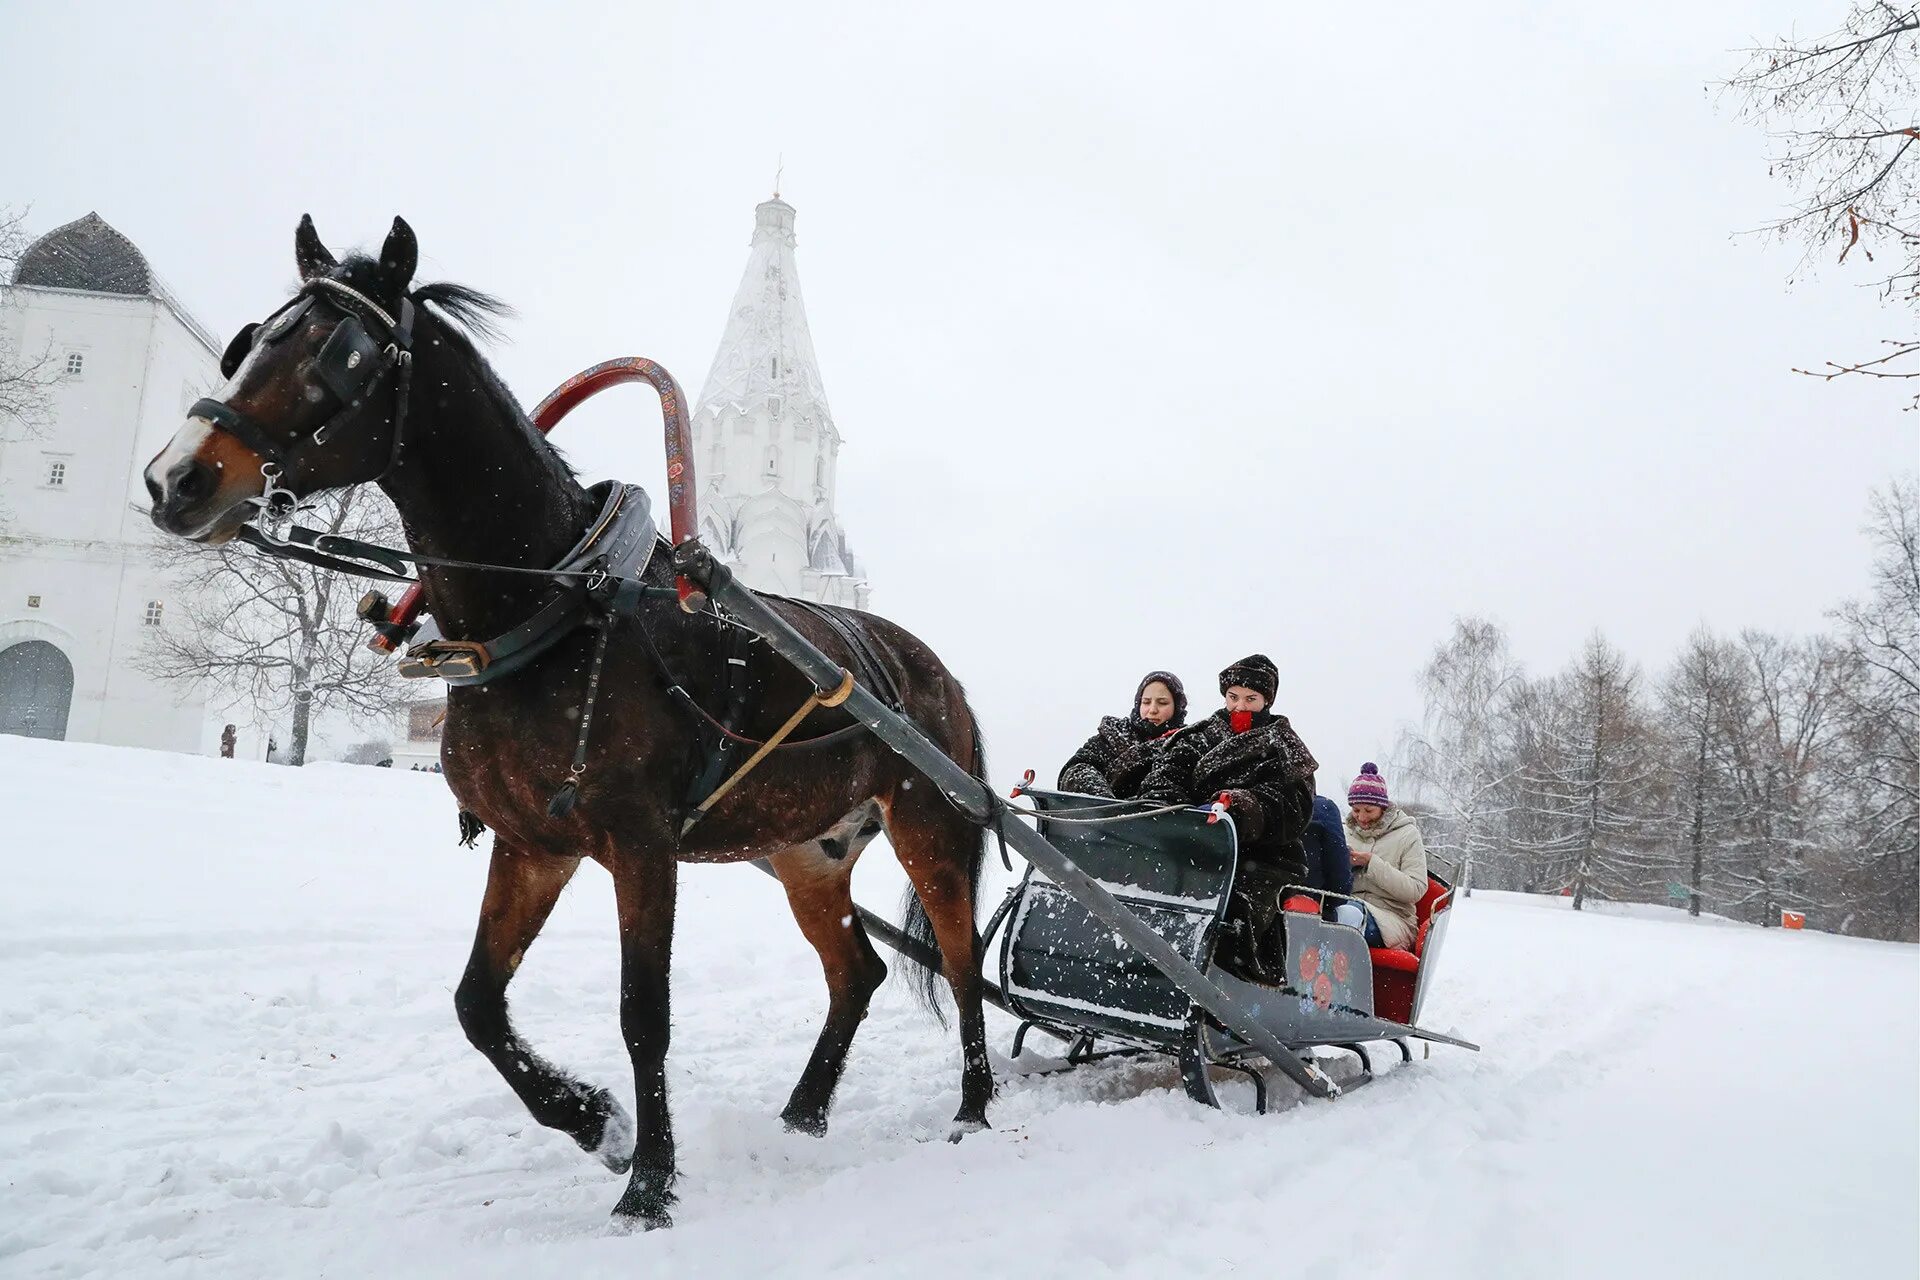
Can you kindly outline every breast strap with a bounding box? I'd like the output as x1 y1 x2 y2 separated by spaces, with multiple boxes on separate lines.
399 483 657 686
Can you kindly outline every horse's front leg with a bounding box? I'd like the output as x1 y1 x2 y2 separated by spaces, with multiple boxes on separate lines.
606 846 679 1229
454 842 635 1171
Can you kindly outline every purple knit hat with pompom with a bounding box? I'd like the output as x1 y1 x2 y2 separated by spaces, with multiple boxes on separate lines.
1348 762 1390 809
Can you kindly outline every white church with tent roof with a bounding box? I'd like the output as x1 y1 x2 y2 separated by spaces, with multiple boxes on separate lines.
690 194 870 610
0 213 265 755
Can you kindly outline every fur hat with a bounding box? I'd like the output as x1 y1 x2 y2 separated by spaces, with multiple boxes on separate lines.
1134 670 1187 728
1348 762 1390 809
1217 654 1279 703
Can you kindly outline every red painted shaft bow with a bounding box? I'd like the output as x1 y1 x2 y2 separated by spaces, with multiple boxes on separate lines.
371 356 702 652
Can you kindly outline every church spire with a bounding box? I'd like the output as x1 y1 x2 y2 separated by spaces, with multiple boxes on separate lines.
690 196 868 610
694 196 833 424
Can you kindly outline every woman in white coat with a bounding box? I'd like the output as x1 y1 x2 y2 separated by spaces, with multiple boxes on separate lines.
1335 763 1429 951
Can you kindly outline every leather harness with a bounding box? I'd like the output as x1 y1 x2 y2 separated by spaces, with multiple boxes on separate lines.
397 481 658 685
195 277 417 494
195 277 903 828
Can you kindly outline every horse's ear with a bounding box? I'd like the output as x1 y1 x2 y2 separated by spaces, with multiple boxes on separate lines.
379 217 418 292
294 214 335 280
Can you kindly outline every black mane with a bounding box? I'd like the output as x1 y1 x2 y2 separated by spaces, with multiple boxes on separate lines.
413 280 513 345
331 254 577 486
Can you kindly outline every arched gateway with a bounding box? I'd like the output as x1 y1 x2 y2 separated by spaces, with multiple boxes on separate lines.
0 640 75 740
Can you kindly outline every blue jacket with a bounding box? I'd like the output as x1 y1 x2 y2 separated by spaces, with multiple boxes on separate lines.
1302 796 1353 895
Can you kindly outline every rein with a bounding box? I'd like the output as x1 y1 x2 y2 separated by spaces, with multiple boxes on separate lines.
231 493 881 822
232 520 650 588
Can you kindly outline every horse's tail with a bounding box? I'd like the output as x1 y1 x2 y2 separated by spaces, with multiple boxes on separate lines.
898 699 991 1027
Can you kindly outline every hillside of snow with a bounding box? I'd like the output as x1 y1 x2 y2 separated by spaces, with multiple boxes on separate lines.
1 736 1914 1279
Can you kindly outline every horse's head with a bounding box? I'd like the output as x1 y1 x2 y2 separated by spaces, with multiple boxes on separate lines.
145 215 420 542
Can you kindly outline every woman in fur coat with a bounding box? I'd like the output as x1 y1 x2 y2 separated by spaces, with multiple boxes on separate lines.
1057 670 1187 798
1139 654 1318 978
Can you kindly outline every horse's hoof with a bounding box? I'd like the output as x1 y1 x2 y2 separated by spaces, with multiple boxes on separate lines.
609 1190 675 1231
587 1095 636 1174
947 1117 990 1144
605 1207 672 1235
780 1106 829 1138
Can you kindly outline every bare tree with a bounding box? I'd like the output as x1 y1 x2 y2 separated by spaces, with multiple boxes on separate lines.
137 489 409 765
1722 4 1920 406
1509 635 1664 910
1829 478 1920 936
1400 617 1523 895
1714 631 1850 924
0 206 59 461
1658 628 1755 917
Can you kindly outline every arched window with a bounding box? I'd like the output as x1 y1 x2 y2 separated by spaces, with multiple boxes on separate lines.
765 446 780 476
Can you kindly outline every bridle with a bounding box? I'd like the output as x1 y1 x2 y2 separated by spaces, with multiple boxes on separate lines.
189 276 417 534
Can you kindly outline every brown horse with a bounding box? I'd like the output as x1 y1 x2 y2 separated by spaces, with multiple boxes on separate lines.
143 216 992 1228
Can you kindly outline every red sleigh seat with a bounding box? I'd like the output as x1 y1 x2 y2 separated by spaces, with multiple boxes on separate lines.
1369 877 1450 1023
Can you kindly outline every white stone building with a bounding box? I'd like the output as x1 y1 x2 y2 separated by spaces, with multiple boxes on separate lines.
692 197 869 608
0 213 250 753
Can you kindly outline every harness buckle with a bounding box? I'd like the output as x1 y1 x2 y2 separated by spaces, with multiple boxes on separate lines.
397 638 492 680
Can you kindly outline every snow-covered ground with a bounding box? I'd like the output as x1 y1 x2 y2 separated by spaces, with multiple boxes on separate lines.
2 736 1914 1279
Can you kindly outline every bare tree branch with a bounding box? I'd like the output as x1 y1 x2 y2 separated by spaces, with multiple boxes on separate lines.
134 488 411 764
0 205 61 531
1721 3 1920 407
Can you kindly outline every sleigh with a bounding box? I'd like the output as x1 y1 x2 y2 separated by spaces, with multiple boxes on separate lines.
983 788 1473 1110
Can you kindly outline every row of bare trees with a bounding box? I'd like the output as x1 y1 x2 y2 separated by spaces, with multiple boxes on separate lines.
1402 480 1919 942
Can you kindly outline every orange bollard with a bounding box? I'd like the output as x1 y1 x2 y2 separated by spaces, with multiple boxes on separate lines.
1781 910 1806 930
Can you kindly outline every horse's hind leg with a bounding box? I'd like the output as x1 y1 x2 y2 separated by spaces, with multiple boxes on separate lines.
454 843 634 1172
769 806 888 1135
885 790 994 1138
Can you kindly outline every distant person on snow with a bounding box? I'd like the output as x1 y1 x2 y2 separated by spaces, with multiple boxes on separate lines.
1057 670 1188 798
1302 792 1353 898
1139 654 1317 979
1338 763 1429 950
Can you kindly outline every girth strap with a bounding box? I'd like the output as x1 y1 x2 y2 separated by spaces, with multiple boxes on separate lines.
680 669 857 836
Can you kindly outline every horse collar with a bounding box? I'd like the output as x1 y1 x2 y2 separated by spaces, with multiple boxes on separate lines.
398 483 659 686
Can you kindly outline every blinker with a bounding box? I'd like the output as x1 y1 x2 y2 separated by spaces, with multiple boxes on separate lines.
219 323 258 379
315 315 382 403
218 296 317 379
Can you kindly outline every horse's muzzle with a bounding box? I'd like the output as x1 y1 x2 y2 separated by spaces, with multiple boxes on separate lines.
144 455 222 535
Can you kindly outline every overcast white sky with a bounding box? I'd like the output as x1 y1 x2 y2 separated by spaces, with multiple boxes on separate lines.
5 0 1914 792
